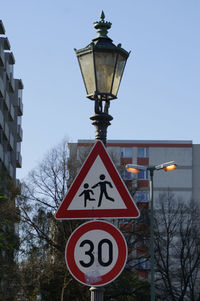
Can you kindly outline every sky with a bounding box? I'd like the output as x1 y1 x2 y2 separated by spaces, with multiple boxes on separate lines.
1 0 200 179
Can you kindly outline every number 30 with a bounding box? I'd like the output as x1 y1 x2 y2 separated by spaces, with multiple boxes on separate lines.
79 239 113 268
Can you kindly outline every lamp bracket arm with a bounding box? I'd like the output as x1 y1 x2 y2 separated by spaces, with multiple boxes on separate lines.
94 99 110 115
94 99 103 114
104 100 110 114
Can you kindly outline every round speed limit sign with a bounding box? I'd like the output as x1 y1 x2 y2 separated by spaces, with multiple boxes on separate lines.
65 220 127 287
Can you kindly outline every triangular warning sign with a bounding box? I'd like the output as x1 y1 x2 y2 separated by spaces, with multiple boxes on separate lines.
55 141 140 220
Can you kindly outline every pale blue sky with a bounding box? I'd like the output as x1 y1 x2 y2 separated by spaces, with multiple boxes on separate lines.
1 0 200 179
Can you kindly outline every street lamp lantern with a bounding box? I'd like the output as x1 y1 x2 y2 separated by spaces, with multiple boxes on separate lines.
75 11 129 101
75 11 130 145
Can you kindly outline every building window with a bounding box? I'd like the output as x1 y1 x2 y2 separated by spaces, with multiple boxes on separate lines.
121 170 134 180
136 258 149 270
136 192 149 202
120 147 132 158
138 170 149 180
138 147 149 158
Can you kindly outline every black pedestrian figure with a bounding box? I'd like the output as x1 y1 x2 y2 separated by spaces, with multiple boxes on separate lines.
79 183 95 207
92 174 114 207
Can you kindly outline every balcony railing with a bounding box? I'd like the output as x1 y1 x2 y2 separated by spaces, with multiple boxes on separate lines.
0 110 4 128
0 45 4 67
4 92 10 110
9 73 15 93
16 151 22 168
9 132 14 150
0 144 3 161
0 76 4 97
17 96 23 116
17 124 23 142
4 121 9 140
9 103 15 121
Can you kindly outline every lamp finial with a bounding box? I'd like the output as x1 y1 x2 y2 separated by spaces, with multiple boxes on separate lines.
100 10 105 21
93 11 112 38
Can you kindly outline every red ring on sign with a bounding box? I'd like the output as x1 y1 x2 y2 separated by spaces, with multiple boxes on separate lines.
65 220 127 286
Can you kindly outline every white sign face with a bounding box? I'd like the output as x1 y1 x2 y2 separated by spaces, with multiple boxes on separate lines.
75 230 118 282
68 156 126 211
65 220 127 287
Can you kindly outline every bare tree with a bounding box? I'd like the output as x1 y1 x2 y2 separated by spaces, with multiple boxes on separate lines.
17 139 90 300
154 193 200 301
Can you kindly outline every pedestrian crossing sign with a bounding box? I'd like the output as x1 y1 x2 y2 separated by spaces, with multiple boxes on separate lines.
55 141 140 220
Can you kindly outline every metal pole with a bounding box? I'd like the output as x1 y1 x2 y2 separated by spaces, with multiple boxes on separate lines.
90 98 113 146
90 99 111 300
149 169 155 301
90 287 105 301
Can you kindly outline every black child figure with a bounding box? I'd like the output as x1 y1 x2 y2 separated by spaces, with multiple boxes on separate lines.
92 174 114 207
79 183 95 207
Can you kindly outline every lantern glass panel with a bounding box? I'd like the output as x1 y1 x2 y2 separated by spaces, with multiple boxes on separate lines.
78 52 95 96
112 54 127 97
95 51 117 96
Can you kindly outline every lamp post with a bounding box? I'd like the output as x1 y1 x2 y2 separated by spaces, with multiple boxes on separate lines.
75 11 130 145
126 161 177 301
75 11 130 301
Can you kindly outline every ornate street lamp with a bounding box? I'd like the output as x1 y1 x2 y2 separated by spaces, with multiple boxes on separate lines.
75 11 130 144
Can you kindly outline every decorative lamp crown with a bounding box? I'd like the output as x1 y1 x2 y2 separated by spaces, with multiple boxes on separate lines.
93 11 112 39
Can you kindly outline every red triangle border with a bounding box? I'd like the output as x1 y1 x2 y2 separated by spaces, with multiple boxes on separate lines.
55 141 140 219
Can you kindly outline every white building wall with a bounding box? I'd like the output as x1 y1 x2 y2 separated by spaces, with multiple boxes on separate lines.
149 146 193 204
149 146 192 167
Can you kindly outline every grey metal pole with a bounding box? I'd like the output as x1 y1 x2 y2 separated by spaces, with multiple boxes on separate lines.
90 287 105 301
149 169 155 301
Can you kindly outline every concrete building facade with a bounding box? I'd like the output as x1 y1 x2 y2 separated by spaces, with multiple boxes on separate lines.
0 20 23 181
74 139 200 204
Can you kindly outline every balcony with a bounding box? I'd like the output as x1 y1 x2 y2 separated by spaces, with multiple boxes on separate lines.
0 76 4 97
9 73 15 93
9 133 14 150
4 121 9 140
4 152 9 169
0 44 4 67
0 21 5 34
9 163 14 179
4 92 10 110
0 143 3 161
2 37 10 51
15 179 22 192
17 96 23 116
17 124 23 142
5 60 10 79
0 110 4 128
9 103 15 121
16 152 22 168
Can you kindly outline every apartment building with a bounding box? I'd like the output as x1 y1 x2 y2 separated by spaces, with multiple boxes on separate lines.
0 20 23 181
69 139 200 281
0 20 23 300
